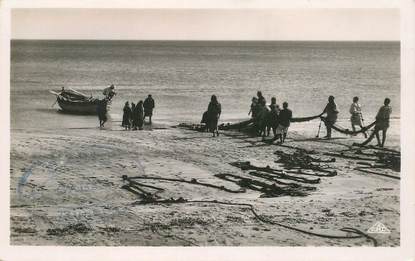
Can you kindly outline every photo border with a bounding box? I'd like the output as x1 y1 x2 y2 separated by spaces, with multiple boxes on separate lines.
1 0 413 260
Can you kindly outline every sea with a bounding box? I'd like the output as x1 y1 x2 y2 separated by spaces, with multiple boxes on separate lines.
11 40 400 132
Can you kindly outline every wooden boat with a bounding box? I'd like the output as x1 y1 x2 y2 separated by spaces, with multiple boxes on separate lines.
49 88 104 115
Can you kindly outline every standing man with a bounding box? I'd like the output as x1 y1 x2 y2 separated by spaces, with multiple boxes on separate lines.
349 96 367 138
96 99 108 129
257 91 266 107
358 98 392 147
322 95 339 139
103 84 116 100
267 97 280 137
276 102 292 143
143 94 155 124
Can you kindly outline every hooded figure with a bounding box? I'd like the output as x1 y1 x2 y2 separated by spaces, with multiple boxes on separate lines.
122 101 132 130
136 100 145 130
131 103 137 130
207 95 221 137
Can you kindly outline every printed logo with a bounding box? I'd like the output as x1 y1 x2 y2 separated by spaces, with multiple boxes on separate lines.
367 221 391 234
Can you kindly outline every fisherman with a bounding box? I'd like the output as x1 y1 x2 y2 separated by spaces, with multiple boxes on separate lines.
122 101 132 130
267 97 280 137
248 97 258 119
276 102 292 144
96 99 108 129
349 96 367 138
321 95 339 139
358 98 392 147
136 101 145 130
143 94 155 124
131 103 137 130
375 98 392 147
257 91 266 106
206 95 222 137
255 99 269 137
103 84 116 100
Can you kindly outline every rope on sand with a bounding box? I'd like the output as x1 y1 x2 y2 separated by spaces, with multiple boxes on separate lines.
354 167 400 180
132 198 378 247
365 145 400 154
121 175 377 246
122 175 245 194
323 152 377 161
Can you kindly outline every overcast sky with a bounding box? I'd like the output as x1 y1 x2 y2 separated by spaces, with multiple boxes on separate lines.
11 8 400 41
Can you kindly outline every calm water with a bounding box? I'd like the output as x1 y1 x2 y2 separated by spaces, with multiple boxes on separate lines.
11 40 400 129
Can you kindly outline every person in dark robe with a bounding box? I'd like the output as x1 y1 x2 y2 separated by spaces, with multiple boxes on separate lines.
322 95 339 139
136 101 145 130
122 101 132 130
276 102 293 143
96 99 108 129
207 95 221 137
131 103 137 130
143 94 155 124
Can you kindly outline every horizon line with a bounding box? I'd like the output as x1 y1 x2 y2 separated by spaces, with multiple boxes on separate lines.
10 39 400 42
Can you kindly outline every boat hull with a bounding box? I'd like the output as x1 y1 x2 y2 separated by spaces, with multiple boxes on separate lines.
57 98 99 115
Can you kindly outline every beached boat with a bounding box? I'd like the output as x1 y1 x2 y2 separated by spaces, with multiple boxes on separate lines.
49 88 103 115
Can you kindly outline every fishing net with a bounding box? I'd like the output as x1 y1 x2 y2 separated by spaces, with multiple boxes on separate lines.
290 113 323 122
218 119 253 130
320 116 376 135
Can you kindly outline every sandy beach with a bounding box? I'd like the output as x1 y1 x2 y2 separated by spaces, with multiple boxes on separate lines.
10 119 400 246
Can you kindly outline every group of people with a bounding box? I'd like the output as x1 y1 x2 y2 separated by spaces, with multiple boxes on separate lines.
100 84 393 147
249 91 293 144
121 94 155 130
317 95 392 147
207 90 392 147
